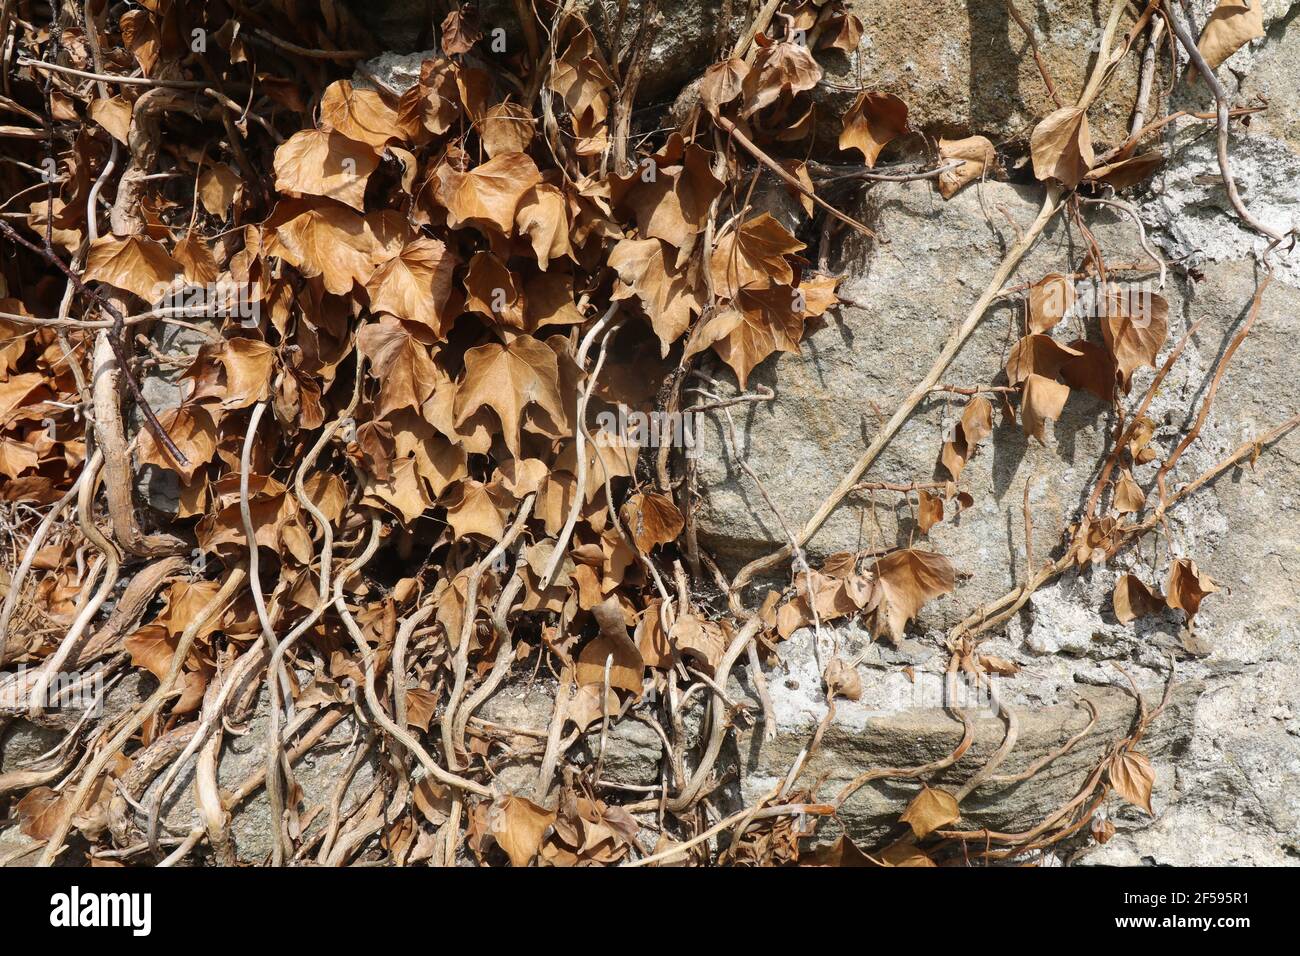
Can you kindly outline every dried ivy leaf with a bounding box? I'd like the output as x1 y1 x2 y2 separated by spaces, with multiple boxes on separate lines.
1109 750 1155 814
937 135 995 199
435 152 542 236
1030 106 1094 188
824 657 863 701
453 335 566 457
1020 373 1070 443
1027 274 1075 334
83 235 181 301
1102 288 1168 389
1198 0 1265 70
1113 573 1164 623
700 58 749 115
839 92 909 168
273 129 379 211
872 549 955 642
1165 558 1219 623
621 491 684 554
899 786 959 838
490 795 556 867
1113 468 1146 514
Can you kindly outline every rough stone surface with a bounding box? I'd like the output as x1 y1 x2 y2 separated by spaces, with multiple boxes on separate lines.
693 171 1300 862
733 629 1200 849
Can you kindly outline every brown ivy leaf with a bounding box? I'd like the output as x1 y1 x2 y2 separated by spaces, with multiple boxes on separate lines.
700 58 749 115
1006 333 1084 384
443 479 508 540
1113 573 1164 624
272 204 386 295
708 213 804 296
320 80 411 149
707 286 811 389
1165 558 1219 623
872 549 955 643
621 491 684 554
454 335 566 458
1108 750 1155 814
941 395 994 481
824 657 863 701
899 786 959 838
435 152 542 236
1027 274 1076 334
917 490 944 534
1102 288 1168 389
741 38 822 116
1030 106 1094 188
365 237 458 333
1113 467 1146 514
490 795 556 867
358 316 439 417
405 687 439 731
441 7 483 55
609 237 703 354
198 164 242 217
1085 150 1165 191
839 92 909 168
1198 0 1265 70
515 183 573 271
481 101 535 157
937 135 995 199
83 235 181 301
575 596 644 695
273 129 379 211
1020 373 1070 443
136 403 218 481
88 96 131 144
218 338 275 409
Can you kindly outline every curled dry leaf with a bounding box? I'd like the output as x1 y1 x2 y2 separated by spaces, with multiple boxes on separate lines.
1027 274 1075 334
937 135 995 199
1101 288 1168 389
1165 558 1219 623
872 548 955 643
1020 373 1071 444
1113 573 1164 624
1029 106 1094 189
1198 0 1265 70
824 657 863 701
1108 750 1155 814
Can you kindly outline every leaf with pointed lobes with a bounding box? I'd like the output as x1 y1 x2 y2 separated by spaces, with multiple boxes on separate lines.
1020 373 1070 444
273 129 379 211
839 92 909 168
453 335 566 458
